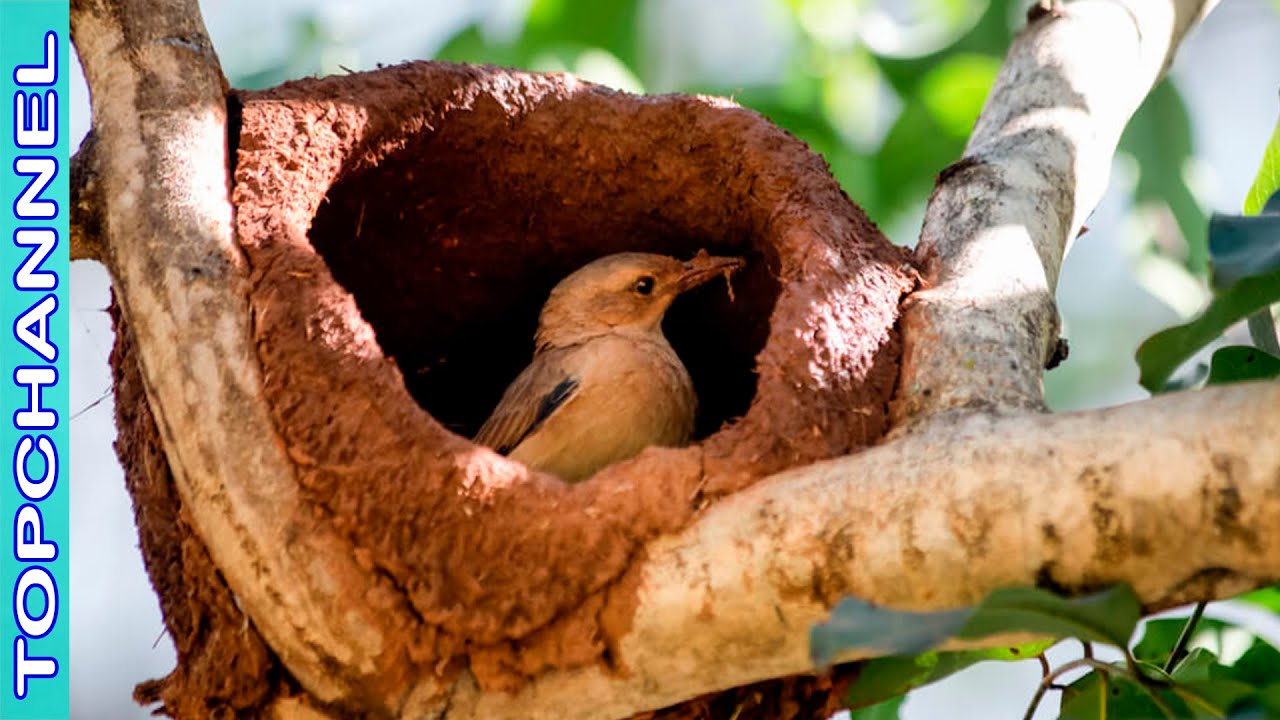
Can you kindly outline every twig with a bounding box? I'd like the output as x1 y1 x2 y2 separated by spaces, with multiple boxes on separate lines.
1163 601 1207 673
1021 657 1120 720
1099 671 1110 719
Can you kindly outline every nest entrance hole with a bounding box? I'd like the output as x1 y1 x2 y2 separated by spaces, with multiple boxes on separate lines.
307 94 780 441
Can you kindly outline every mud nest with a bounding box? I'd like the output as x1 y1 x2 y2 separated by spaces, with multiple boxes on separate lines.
116 60 918 715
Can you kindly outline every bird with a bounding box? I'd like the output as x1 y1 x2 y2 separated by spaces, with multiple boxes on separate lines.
474 251 745 482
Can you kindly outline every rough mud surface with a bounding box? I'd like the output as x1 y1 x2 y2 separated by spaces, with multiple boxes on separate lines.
117 60 916 715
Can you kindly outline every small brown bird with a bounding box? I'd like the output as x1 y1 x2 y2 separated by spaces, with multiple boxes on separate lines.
474 251 745 482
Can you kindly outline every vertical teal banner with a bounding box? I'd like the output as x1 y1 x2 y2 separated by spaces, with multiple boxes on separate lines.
0 2 70 718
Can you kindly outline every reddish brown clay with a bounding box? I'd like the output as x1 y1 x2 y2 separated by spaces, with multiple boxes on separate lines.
116 60 916 715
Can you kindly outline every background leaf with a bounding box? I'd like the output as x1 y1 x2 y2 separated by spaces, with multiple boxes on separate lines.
1062 668 1255 720
848 694 905 720
844 640 1055 709
812 586 1139 668
1208 208 1280 290
1243 115 1280 215
1206 346 1280 385
1133 617 1230 664
1135 266 1280 392
810 599 972 665
1238 585 1280 613
1060 671 1179 720
956 585 1142 648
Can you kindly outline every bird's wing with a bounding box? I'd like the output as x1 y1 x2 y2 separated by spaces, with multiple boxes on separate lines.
474 356 580 456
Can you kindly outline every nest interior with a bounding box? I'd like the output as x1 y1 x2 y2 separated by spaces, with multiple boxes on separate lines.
120 60 919 710
307 103 780 440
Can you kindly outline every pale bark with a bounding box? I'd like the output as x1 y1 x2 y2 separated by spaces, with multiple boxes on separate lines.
70 0 401 707
895 0 1216 423
69 0 1280 719
437 382 1280 720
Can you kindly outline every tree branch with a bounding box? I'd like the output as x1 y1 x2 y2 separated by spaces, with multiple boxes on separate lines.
895 0 1216 423
71 0 399 707
426 381 1280 719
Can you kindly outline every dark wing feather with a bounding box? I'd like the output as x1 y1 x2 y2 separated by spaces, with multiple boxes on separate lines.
474 358 580 455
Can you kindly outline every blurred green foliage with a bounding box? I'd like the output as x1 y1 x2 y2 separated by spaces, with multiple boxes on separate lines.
430 0 1205 261
435 0 1013 230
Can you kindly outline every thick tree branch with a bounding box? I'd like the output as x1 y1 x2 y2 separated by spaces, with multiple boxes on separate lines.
431 381 1280 720
895 0 1216 422
71 0 399 708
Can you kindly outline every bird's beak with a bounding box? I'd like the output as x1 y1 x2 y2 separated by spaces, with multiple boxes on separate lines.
676 252 746 293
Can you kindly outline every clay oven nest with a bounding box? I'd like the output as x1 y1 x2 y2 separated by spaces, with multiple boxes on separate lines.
129 60 917 697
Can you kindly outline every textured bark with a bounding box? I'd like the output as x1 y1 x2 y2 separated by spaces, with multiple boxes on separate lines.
436 382 1280 720
69 0 1280 719
70 0 377 709
895 0 1216 422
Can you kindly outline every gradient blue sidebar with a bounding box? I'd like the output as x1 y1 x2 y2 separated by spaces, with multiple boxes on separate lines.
1 2 71 718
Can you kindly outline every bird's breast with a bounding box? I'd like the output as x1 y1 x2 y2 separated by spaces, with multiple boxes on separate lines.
509 334 696 482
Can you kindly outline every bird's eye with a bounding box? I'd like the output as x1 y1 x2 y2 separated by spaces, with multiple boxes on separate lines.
634 276 655 295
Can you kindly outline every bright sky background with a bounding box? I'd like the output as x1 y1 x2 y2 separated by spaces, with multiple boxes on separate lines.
68 1 1280 718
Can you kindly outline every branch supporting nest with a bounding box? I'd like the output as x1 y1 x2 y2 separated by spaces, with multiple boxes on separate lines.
430 382 1280 720
71 0 386 707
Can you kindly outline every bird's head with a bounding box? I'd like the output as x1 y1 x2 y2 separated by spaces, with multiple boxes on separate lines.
535 251 745 349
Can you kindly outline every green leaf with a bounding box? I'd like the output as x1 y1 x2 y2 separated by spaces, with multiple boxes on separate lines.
1177 680 1257 719
1133 617 1230 665
1237 585 1280 613
1206 346 1280 385
1243 115 1280 216
1061 668 1255 720
1115 635 1280 719
812 586 1139 667
1207 208 1280 291
1135 266 1280 392
811 586 1139 666
1221 640 1280 688
1255 683 1280 713
843 640 1055 709
1171 647 1219 683
810 598 972 664
1061 672 1183 720
956 585 1143 648
848 694 905 720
